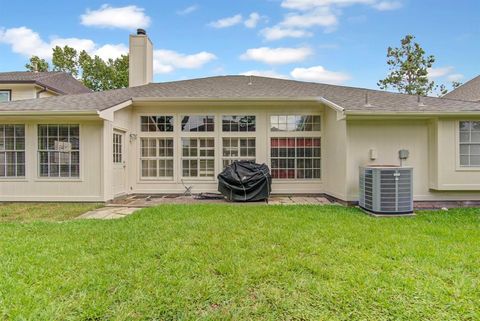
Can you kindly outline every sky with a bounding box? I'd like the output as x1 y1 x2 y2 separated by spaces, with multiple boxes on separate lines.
0 0 479 91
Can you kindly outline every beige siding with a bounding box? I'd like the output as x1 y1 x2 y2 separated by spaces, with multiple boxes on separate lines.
323 107 347 200
3 84 36 101
346 118 480 201
0 118 104 202
111 102 325 196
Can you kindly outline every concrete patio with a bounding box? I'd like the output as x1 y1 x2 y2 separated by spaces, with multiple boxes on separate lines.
77 194 335 220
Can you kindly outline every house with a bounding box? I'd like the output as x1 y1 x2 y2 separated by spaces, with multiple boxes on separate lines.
0 29 480 204
0 71 91 102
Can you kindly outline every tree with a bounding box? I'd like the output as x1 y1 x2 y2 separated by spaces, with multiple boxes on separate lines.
26 46 129 91
52 46 80 78
378 35 436 96
25 56 49 72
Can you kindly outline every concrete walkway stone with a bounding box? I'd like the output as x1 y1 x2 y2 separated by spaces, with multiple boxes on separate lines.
77 207 140 220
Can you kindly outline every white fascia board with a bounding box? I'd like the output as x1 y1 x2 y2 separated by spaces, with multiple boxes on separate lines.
316 97 346 120
98 99 133 121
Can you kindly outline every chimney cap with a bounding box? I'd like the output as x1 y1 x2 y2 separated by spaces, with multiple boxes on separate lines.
137 28 146 35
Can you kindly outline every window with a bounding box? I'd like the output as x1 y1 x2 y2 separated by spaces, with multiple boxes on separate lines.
222 138 256 167
0 90 11 102
140 138 174 178
140 116 174 132
181 116 214 132
222 115 256 132
113 133 123 164
0 124 25 177
270 115 321 132
182 138 215 177
38 124 79 178
459 121 480 167
270 137 321 179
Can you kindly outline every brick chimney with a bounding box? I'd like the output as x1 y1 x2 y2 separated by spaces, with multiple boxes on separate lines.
129 29 153 87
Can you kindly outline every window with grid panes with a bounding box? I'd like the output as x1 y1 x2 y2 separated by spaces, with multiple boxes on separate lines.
222 138 256 167
182 138 215 177
113 133 122 164
38 124 80 178
0 124 25 177
270 115 321 132
140 138 174 178
140 116 174 132
222 115 256 132
270 137 321 179
459 121 480 167
181 116 214 132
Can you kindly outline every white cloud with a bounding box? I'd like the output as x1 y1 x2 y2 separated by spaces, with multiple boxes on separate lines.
80 5 151 30
209 14 243 28
290 65 350 84
372 1 403 11
177 5 198 15
0 26 130 61
245 12 261 28
261 26 313 41
241 47 312 65
153 50 217 74
240 70 289 79
428 66 464 83
282 7 338 29
447 73 464 82
93 44 128 60
261 0 402 40
428 67 455 79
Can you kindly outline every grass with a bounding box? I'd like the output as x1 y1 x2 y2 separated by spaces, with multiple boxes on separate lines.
0 202 102 222
0 204 479 320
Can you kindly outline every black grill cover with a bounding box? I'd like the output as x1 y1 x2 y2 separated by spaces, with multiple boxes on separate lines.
218 161 272 201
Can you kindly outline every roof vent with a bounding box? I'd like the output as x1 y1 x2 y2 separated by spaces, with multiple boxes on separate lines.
137 28 147 35
417 95 426 107
364 91 372 107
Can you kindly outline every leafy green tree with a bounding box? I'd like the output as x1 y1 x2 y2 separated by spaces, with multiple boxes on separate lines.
25 56 49 72
26 46 129 91
378 35 436 96
52 46 80 78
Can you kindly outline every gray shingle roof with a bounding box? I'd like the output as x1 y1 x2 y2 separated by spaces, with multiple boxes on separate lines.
0 71 92 95
0 75 479 113
443 75 480 102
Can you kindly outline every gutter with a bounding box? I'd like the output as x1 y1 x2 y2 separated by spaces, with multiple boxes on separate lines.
344 110 480 117
132 97 324 102
36 86 48 98
0 110 98 116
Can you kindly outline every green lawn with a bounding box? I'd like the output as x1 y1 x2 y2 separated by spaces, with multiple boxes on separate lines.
0 204 479 320
0 202 101 222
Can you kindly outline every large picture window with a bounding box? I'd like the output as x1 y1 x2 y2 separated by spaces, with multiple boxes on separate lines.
222 138 256 167
270 137 321 179
140 138 174 178
38 124 80 178
140 116 174 132
0 124 25 177
181 116 214 132
182 138 215 177
270 115 321 132
222 115 256 132
459 121 480 167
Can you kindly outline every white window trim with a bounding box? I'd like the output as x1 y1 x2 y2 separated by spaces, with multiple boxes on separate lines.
0 90 11 102
456 120 480 171
139 137 175 181
140 115 175 133
0 124 25 179
113 132 123 164
180 137 216 180
221 137 256 167
221 115 257 133
36 124 81 180
267 112 323 182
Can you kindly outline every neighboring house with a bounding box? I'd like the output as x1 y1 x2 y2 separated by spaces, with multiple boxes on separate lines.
0 29 480 204
444 76 480 102
0 71 91 102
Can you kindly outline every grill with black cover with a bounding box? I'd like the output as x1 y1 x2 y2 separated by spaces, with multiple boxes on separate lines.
218 161 271 201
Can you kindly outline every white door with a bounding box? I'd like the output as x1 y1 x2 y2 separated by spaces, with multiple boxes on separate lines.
113 130 127 196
